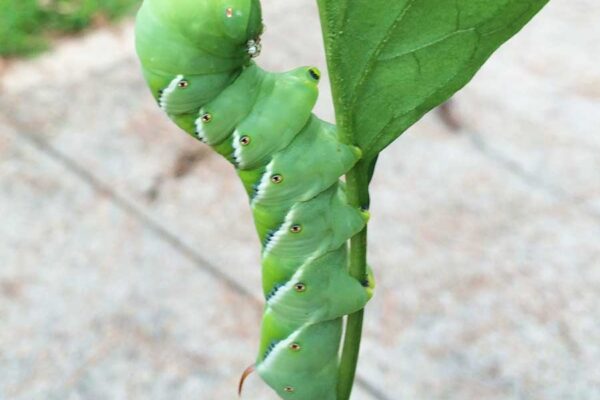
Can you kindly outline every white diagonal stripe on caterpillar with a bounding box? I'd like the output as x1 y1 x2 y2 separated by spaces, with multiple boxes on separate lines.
251 159 274 205
159 74 184 111
262 208 296 255
256 321 310 372
194 108 207 142
232 129 245 167
265 251 319 307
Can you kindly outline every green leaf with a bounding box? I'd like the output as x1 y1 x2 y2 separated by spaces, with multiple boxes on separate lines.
317 0 549 161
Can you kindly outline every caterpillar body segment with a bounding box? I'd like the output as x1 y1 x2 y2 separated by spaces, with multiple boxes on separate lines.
136 0 263 72
257 318 341 400
135 0 374 398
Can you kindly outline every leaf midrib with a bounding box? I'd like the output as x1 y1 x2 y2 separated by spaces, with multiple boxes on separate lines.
347 0 417 115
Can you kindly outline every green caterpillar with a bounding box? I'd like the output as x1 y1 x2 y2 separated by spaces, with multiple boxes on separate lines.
135 0 374 398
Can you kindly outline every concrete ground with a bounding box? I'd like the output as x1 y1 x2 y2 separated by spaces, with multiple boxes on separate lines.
1 0 599 399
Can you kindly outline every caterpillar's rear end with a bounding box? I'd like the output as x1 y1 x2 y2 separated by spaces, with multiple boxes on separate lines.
135 1 374 398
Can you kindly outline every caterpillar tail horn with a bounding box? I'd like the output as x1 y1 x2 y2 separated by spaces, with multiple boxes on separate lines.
238 364 256 397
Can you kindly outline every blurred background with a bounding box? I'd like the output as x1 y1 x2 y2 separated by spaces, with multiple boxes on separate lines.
1 0 599 399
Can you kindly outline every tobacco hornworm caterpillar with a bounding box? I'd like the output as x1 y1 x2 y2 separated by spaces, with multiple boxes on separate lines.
135 0 374 398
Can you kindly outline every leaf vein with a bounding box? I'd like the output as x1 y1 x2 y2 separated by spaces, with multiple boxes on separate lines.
362 29 484 155
348 0 417 116
377 29 474 62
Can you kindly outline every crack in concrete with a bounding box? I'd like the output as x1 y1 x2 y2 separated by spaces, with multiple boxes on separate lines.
434 103 600 225
172 146 212 179
12 127 260 304
466 130 600 224
356 375 394 400
437 99 463 132
144 147 212 203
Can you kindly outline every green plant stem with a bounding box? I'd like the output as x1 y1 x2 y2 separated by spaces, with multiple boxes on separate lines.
317 5 371 397
337 163 370 400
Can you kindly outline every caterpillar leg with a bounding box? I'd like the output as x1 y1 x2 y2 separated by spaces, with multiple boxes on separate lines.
365 264 376 300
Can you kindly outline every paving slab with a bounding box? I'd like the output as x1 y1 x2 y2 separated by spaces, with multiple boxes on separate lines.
0 121 266 399
365 115 600 400
1 0 599 399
